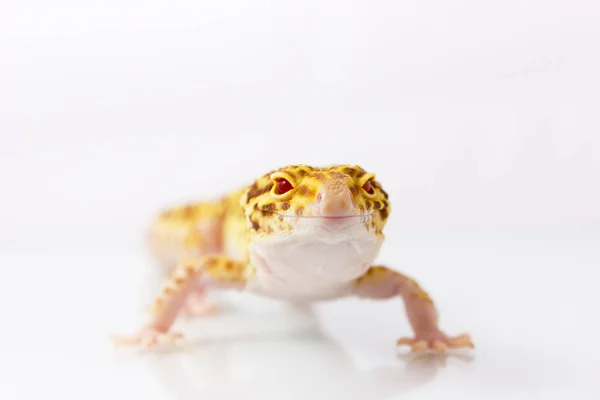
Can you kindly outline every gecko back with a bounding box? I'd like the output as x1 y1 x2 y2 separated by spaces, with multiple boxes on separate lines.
146 195 231 270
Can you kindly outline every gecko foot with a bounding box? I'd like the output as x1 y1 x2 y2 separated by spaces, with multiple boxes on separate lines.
111 327 185 349
396 332 474 353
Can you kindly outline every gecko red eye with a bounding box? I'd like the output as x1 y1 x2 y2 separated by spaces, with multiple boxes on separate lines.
362 180 374 194
275 178 294 195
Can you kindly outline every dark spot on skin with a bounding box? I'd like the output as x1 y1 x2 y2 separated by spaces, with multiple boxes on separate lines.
316 193 323 203
251 219 260 230
350 185 359 196
343 167 355 175
371 181 388 200
225 261 233 270
295 206 304 216
297 185 309 196
359 205 365 213
206 257 217 267
374 201 381 209
297 185 316 197
379 208 389 220
356 170 366 178
262 203 276 212
246 182 273 202
182 205 195 217
246 182 259 199
278 215 284 221
365 202 372 210
297 168 308 176
281 202 290 210
253 203 259 210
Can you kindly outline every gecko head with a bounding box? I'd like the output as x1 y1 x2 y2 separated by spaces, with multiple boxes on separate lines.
241 164 391 242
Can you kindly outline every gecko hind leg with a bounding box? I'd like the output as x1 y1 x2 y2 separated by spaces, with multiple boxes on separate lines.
145 273 221 318
113 255 247 349
148 219 225 319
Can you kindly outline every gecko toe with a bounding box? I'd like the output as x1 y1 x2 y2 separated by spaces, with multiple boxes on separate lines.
396 337 415 347
432 340 447 353
447 333 474 349
411 340 428 352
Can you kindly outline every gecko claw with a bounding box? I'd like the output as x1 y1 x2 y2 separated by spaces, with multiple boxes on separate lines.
396 332 474 353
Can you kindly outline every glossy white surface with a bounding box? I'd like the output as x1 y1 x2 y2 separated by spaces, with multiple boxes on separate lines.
1 233 598 399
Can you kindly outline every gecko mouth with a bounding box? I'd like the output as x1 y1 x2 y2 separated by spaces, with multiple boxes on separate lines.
276 213 374 232
275 213 374 221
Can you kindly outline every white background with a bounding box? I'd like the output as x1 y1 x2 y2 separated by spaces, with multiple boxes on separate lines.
1 1 599 399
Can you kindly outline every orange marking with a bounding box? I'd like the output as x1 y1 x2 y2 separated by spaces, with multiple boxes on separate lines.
413 290 433 304
174 277 186 285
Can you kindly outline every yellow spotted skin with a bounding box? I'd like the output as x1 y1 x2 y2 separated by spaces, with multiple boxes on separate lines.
240 164 390 239
356 266 434 304
149 164 390 268
149 255 247 316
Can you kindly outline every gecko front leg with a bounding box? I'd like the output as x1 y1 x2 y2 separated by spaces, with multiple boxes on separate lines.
354 266 474 353
112 255 248 348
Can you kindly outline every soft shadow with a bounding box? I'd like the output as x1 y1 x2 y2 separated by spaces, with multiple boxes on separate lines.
135 306 474 400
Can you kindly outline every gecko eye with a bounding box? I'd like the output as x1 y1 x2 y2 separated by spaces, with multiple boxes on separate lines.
362 179 374 194
275 178 294 195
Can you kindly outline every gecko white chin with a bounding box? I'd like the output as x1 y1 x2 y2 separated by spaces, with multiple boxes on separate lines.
246 219 383 300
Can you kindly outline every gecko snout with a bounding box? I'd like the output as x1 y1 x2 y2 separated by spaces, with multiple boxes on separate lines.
315 180 354 217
